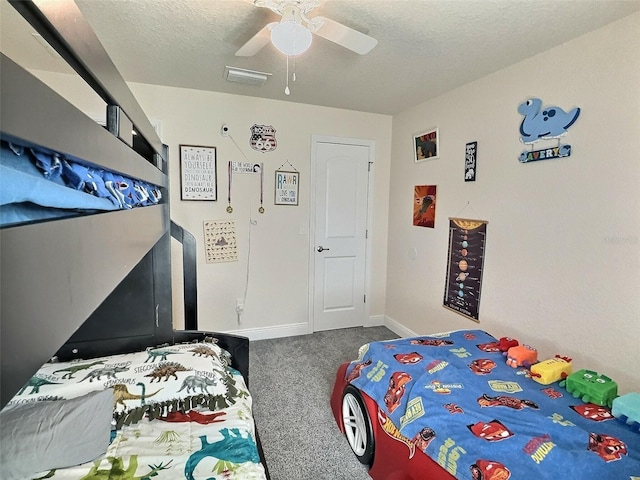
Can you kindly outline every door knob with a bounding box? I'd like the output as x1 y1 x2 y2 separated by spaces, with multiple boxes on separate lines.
317 246 330 252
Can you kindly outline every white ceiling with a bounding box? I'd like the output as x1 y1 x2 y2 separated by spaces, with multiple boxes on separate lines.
2 0 639 115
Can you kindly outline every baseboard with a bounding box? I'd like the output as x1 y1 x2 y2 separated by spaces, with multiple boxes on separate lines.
225 317 417 341
225 322 309 342
383 315 418 338
367 314 385 327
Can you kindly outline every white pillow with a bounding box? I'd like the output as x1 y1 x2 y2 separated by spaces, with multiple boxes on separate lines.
0 389 113 480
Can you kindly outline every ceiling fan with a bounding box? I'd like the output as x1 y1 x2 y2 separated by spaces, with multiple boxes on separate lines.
235 0 378 57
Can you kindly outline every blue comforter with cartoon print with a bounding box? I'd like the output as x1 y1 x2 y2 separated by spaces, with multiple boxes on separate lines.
345 329 640 480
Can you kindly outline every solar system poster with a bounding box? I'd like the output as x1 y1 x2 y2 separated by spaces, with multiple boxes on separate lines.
443 218 488 321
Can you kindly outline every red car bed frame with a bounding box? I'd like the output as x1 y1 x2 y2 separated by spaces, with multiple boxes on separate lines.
331 362 457 480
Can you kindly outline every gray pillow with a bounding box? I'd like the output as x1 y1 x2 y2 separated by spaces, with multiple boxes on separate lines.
0 388 113 479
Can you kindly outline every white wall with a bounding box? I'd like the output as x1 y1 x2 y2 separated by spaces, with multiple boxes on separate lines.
30 71 392 340
385 12 640 393
131 87 392 339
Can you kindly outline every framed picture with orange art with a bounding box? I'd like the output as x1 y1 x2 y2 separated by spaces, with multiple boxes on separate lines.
413 185 437 228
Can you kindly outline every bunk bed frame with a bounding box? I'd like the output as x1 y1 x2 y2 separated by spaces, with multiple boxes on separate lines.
0 4 272 477
0 0 250 408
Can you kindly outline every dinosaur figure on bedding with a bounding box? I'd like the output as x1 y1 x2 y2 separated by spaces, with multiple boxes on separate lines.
184 428 260 480
53 360 105 379
79 456 172 480
177 375 218 394
80 365 130 382
113 383 163 407
189 345 219 359
144 349 182 363
17 376 60 395
144 362 190 382
188 345 232 368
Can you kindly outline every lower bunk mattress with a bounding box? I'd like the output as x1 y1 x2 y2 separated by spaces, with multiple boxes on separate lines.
1 339 267 480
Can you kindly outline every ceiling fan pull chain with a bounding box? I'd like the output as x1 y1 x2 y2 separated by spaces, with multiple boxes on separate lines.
293 56 297 82
285 55 291 95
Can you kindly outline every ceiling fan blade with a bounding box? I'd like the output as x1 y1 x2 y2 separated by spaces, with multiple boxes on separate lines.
312 16 378 55
235 22 278 56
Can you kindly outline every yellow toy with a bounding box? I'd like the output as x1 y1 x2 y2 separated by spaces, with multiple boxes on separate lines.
530 355 573 385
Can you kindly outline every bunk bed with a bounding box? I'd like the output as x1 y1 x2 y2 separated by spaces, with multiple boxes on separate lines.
0 1 268 478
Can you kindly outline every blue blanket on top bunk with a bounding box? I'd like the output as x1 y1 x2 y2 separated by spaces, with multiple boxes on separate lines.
0 141 161 227
346 329 640 480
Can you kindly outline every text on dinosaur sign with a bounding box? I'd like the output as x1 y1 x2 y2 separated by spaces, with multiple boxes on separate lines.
519 145 572 163
275 170 299 206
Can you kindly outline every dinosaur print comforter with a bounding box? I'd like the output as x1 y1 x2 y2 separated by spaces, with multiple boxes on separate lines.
345 329 640 480
5 342 267 479
35 394 267 479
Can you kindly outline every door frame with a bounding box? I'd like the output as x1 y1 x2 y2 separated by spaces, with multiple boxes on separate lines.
308 135 375 333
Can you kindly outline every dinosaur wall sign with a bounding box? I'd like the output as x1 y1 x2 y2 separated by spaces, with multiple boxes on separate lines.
517 97 580 163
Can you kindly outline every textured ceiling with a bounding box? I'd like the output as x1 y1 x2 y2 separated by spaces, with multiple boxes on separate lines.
2 0 640 115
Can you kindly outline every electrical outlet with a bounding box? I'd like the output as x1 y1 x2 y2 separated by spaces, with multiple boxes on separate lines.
236 298 244 315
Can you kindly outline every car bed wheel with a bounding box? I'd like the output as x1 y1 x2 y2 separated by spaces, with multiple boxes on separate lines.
342 385 375 466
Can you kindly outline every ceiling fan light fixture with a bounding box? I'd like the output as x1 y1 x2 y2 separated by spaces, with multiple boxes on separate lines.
271 21 312 56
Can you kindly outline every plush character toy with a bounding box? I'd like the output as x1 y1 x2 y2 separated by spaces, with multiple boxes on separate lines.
530 355 572 385
612 392 640 432
560 369 618 408
498 337 519 355
506 345 537 368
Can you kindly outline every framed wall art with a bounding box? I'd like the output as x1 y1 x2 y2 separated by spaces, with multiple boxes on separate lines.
413 185 437 228
465 141 477 181
414 128 439 162
180 144 217 200
274 170 299 206
203 219 237 263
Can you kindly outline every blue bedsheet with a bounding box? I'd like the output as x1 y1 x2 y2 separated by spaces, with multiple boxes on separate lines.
346 329 640 479
0 141 161 227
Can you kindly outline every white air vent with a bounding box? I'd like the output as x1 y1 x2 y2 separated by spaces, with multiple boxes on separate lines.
224 66 272 86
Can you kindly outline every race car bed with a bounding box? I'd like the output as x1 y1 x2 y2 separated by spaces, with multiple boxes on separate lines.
1 1 268 478
331 329 640 480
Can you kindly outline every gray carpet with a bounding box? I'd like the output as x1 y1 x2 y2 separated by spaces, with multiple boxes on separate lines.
249 326 399 480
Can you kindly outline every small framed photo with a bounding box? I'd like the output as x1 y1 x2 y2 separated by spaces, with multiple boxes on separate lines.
465 141 477 182
414 128 439 162
274 170 299 206
180 145 217 201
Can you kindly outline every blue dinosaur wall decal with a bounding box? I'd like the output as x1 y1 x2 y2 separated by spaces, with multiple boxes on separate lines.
518 98 580 144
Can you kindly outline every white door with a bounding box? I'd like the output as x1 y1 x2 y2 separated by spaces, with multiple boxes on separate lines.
311 137 372 331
